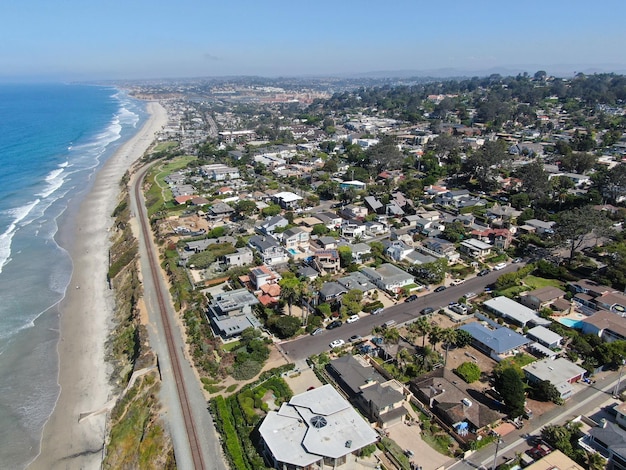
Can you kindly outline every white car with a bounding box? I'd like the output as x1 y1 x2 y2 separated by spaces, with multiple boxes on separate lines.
346 314 360 323
450 279 465 286
494 262 507 271
329 339 345 349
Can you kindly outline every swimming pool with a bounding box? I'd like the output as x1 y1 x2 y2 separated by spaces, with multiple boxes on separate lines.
288 248 298 255
559 318 583 329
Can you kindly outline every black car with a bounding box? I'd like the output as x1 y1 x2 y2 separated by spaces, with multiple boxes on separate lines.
404 294 418 303
326 320 342 330
434 285 447 292
420 307 434 315
478 268 491 276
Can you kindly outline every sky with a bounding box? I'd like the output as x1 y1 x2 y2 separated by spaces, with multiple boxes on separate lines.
1 0 626 81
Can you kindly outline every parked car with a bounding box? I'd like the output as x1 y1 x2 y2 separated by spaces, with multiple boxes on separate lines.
329 339 345 348
420 307 434 315
478 268 491 276
371 307 384 315
346 314 360 324
450 279 465 286
326 320 342 330
311 327 324 336
450 303 469 314
404 294 418 303
434 285 447 292
494 262 507 271
512 257 523 263
349 334 363 342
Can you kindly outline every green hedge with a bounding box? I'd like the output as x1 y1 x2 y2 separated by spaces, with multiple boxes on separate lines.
210 395 250 470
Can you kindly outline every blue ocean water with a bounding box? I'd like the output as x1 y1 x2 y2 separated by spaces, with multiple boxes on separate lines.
0 84 147 468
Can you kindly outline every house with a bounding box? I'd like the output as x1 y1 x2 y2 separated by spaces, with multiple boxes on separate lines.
410 368 504 437
581 310 626 343
459 238 492 258
207 202 235 220
297 265 319 281
341 205 369 220
337 272 377 296
420 238 460 262
311 250 341 274
319 281 348 303
470 228 514 250
248 235 289 266
316 211 343 229
282 227 310 250
206 288 261 338
222 247 253 267
483 296 552 327
260 215 289 235
200 163 241 181
521 219 555 235
524 450 583 470
272 191 302 210
258 385 379 470
343 242 372 264
459 323 532 361
248 265 281 290
364 220 387 237
385 240 414 262
519 286 567 311
327 355 409 428
526 326 563 349
340 180 367 191
341 221 366 240
523 357 586 400
583 421 626 470
316 236 338 250
361 264 415 294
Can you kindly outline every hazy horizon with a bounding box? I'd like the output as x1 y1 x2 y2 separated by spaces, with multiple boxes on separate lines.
2 0 625 82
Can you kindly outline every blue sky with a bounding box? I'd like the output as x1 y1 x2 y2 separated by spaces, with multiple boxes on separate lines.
2 0 625 81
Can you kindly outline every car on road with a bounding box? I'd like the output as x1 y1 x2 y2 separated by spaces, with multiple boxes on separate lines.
326 320 342 330
329 339 345 348
371 307 384 315
404 294 418 303
512 257 523 263
346 314 360 324
450 279 465 286
477 268 491 276
494 262 507 270
311 327 324 336
420 307 434 315
434 285 447 292
348 334 363 342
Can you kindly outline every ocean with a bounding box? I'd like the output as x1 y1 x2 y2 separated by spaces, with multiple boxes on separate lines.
0 83 147 468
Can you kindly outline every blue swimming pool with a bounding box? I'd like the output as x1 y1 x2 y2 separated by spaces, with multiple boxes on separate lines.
288 248 298 255
559 318 583 329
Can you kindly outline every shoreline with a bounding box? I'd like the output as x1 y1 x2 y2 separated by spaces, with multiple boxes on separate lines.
28 100 167 470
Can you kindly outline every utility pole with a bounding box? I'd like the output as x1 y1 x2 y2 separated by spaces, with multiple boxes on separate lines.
492 438 504 470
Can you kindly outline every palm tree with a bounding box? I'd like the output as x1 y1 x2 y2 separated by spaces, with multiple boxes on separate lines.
440 328 458 366
413 316 432 348
428 324 443 351
279 275 301 317
584 451 606 470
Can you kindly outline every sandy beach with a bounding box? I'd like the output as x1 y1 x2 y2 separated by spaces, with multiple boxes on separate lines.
28 101 167 470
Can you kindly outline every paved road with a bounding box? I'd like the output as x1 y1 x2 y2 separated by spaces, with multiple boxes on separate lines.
448 369 622 470
280 264 522 361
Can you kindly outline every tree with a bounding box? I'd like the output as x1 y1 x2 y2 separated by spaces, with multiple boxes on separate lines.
601 163 626 204
466 140 510 189
382 326 400 345
554 206 610 263
584 451 607 470
494 366 526 417
559 151 596 174
442 221 468 243
341 289 363 317
440 328 458 365
279 274 302 316
456 361 481 383
269 315 302 339
541 424 574 456
234 199 257 217
517 160 550 200
261 204 282 217
337 245 353 268
533 380 563 404
412 316 432 348
455 329 473 348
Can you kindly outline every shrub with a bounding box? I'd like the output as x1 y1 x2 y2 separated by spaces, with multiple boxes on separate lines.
455 361 481 383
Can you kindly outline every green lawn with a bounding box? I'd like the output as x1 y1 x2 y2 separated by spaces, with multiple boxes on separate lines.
153 155 197 202
523 275 564 290
153 141 179 153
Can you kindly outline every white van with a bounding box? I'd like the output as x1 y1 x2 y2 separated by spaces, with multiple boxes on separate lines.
494 262 507 271
382 320 396 328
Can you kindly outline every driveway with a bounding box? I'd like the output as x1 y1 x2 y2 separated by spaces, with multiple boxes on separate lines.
386 419 450 470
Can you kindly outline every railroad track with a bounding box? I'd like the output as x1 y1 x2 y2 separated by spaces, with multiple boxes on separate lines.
134 165 205 470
